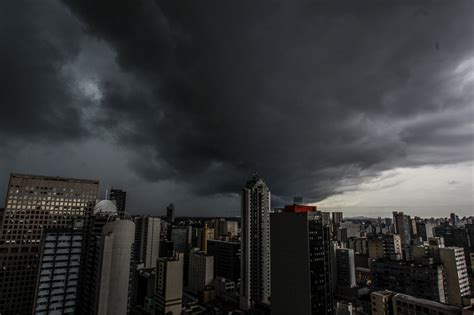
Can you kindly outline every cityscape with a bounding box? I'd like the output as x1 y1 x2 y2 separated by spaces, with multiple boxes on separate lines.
0 173 473 314
1 0 474 315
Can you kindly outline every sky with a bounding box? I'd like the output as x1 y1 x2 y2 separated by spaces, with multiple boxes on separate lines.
0 0 473 217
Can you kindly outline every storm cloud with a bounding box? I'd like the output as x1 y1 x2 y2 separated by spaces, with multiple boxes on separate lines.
0 0 473 209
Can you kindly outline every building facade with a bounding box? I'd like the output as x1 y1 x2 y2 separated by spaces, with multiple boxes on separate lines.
188 249 214 294
96 218 135 315
271 206 334 315
0 173 98 314
33 220 84 314
207 239 241 282
134 216 161 268
240 175 271 310
155 253 184 315
109 188 127 215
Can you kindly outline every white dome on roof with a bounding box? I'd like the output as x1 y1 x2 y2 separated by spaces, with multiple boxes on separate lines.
94 200 118 215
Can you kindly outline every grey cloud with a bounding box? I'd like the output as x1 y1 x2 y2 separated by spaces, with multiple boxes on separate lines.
1 0 473 210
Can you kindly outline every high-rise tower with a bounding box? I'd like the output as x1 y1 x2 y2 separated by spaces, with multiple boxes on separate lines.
271 205 334 315
240 175 271 310
0 173 99 314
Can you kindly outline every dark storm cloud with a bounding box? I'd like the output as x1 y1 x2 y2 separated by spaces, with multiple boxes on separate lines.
1 0 473 206
0 1 90 143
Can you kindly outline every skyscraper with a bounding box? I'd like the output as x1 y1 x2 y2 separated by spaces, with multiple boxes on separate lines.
0 173 99 314
240 175 271 310
109 188 127 215
439 247 470 306
207 239 241 282
134 216 161 268
33 219 84 315
166 203 175 224
393 211 412 258
169 225 192 253
335 248 356 290
155 253 184 314
96 218 135 315
188 248 214 294
271 205 334 315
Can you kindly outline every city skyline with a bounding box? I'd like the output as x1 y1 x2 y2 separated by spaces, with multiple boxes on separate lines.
1 1 473 218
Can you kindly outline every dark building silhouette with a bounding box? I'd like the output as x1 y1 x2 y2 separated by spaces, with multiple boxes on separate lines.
207 239 241 282
0 173 98 314
240 175 271 310
271 205 334 315
166 203 175 224
109 188 127 215
371 259 446 303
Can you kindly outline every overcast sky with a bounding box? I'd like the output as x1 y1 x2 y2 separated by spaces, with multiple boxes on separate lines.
0 1 473 217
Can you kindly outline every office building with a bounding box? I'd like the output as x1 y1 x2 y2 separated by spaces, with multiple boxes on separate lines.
156 253 184 315
439 247 470 306
271 205 333 315
197 226 215 252
109 188 127 215
371 291 394 315
226 220 239 237
451 213 459 227
393 212 411 245
240 175 271 310
416 221 434 241
333 211 343 225
0 173 99 314
166 203 175 224
207 239 241 282
134 216 161 268
77 200 118 314
336 248 356 289
170 225 192 253
435 225 470 255
96 218 135 315
132 267 156 311
371 259 446 302
33 219 84 315
371 291 464 315
348 237 368 255
321 212 331 226
393 293 463 315
188 249 214 294
368 234 402 260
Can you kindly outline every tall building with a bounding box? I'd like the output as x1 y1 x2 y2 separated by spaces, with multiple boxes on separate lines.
371 291 464 315
207 239 241 282
271 205 333 315
226 220 239 237
393 212 412 257
332 212 343 225
0 173 99 314
371 259 446 302
166 203 175 224
371 291 394 315
169 225 192 253
416 221 434 241
188 249 214 294
134 216 161 268
96 218 135 315
335 248 356 290
197 226 215 252
77 200 118 314
33 219 84 315
368 234 402 260
109 188 127 215
240 175 271 310
155 253 184 315
439 247 470 306
451 212 459 227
